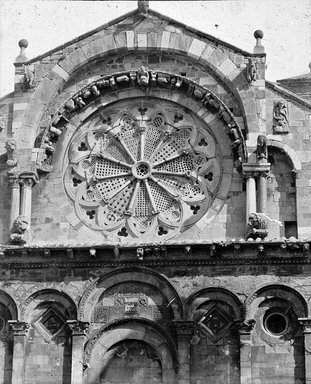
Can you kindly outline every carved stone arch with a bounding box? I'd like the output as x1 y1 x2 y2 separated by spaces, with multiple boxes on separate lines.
267 138 302 173
83 318 177 384
36 69 246 173
0 290 18 320
245 283 308 320
185 286 244 321
20 288 77 322
79 266 183 322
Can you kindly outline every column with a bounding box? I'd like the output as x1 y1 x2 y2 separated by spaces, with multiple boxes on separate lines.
20 177 34 220
8 177 21 228
174 321 194 384
236 320 255 384
245 176 257 220
8 321 30 384
299 318 311 383
258 173 268 213
67 320 89 384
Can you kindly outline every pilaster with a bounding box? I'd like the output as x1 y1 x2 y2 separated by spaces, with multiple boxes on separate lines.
299 318 311 383
67 320 89 384
236 320 255 384
174 320 194 384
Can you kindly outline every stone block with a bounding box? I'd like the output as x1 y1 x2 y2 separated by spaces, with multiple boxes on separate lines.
188 38 206 59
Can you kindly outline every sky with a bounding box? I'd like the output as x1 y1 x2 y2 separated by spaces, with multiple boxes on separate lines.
0 0 310 97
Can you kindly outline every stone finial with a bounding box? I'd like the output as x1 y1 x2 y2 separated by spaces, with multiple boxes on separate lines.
16 39 29 63
253 30 265 54
138 0 149 14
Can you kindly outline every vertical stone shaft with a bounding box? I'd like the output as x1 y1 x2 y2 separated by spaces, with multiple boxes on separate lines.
9 178 20 227
8 321 29 384
299 318 311 383
67 321 89 384
237 321 255 384
20 178 33 220
258 173 267 213
174 321 193 384
246 176 257 220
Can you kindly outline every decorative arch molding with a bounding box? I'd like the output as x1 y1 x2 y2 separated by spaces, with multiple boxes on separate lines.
19 288 77 321
36 68 246 174
185 286 244 321
0 290 18 320
245 283 308 320
78 266 183 321
83 318 177 384
267 138 302 173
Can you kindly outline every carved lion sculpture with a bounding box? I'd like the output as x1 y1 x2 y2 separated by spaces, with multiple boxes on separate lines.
10 215 29 244
245 213 268 240
6 139 18 167
256 135 267 160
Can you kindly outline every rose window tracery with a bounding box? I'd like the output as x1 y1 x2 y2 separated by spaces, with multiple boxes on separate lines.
64 99 223 241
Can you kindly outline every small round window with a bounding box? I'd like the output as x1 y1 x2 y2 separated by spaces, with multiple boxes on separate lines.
264 312 288 336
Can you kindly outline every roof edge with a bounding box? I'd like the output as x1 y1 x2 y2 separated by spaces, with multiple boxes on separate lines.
16 6 264 66
266 80 311 109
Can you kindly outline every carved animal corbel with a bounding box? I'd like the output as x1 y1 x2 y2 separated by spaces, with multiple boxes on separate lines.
137 247 144 261
10 215 29 244
137 66 150 86
5 139 18 167
256 134 267 160
245 213 268 240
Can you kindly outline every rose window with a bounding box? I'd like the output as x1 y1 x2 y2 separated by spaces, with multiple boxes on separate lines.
64 99 223 241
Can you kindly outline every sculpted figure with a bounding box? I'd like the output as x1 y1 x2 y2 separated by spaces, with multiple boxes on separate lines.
245 213 268 240
137 66 149 86
256 135 267 160
10 215 29 244
6 139 18 167
273 101 289 133
247 58 259 82
22 65 34 90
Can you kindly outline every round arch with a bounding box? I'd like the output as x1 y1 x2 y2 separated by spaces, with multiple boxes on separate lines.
79 266 183 321
185 286 244 321
0 290 18 320
20 288 77 321
267 138 302 173
83 318 177 384
245 283 308 320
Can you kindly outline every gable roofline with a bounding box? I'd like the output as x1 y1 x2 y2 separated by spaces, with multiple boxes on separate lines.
16 7 264 66
266 80 311 109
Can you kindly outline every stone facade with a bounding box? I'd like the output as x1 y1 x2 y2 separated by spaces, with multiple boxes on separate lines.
0 3 311 384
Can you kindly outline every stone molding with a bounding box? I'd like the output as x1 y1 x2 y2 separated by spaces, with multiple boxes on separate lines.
36 68 246 174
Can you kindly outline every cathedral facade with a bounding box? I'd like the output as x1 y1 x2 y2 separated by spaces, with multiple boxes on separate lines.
0 3 311 384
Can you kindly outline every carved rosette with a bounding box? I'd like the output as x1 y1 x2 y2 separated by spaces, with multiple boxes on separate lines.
67 320 89 336
64 99 222 241
8 320 30 336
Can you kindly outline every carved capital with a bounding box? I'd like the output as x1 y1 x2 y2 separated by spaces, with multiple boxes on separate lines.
8 177 20 189
173 320 195 336
20 178 34 188
8 321 30 336
235 319 256 334
19 171 38 187
67 320 89 336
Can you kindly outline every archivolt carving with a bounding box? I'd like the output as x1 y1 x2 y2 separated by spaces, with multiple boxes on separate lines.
36 67 246 174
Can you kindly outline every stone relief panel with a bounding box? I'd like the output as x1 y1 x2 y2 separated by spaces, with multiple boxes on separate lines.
91 282 173 325
63 98 223 242
273 101 289 134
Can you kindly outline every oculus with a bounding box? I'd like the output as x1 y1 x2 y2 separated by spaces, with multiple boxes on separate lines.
64 99 223 241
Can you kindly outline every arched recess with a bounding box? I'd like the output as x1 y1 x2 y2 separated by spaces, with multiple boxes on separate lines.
0 291 17 384
185 287 243 384
245 284 307 384
83 318 177 384
266 141 299 238
267 139 302 173
19 289 77 384
79 266 183 322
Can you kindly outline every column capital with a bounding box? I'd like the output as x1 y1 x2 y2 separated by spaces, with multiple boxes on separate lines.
8 177 20 188
19 171 38 186
235 319 256 334
242 163 270 179
299 318 311 333
67 320 89 336
173 320 195 336
8 320 30 336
